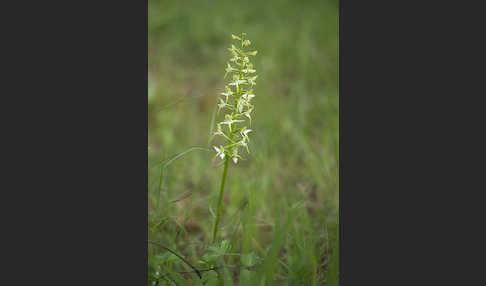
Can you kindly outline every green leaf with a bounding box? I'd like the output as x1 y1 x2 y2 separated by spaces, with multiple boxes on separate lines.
155 252 179 264
220 240 231 252
241 252 258 267
202 251 220 263
208 240 231 255
239 269 256 285
194 271 219 286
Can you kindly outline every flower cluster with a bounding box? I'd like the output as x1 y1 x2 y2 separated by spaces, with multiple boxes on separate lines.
213 33 257 164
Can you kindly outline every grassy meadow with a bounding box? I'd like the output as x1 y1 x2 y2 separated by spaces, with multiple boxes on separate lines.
148 0 339 285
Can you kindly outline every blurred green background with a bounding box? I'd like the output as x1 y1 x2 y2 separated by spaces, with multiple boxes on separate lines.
148 0 338 285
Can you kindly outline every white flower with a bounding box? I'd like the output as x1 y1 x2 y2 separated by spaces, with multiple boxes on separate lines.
237 98 247 113
231 149 241 164
247 75 257 86
241 128 252 136
244 111 251 120
221 119 244 125
214 124 224 137
239 140 250 153
221 91 233 97
242 69 256 73
224 63 237 78
213 146 225 160
240 128 252 144
218 98 229 110
228 79 247 88
241 92 255 100
230 56 240 62
240 128 252 142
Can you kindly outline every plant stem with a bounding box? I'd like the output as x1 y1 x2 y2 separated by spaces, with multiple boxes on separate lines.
213 155 230 243
212 64 242 243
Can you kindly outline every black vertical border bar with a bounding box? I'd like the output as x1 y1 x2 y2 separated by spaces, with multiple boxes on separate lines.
144 0 149 284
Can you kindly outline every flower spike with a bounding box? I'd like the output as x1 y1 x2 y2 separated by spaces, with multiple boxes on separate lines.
212 33 257 164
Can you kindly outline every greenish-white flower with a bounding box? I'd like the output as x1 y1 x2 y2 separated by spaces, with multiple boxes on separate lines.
231 148 242 164
221 119 244 125
228 79 247 89
247 75 257 86
213 146 225 160
218 98 232 111
221 90 233 97
225 63 237 78
242 68 256 73
242 92 255 100
243 110 252 123
236 98 247 113
240 128 252 142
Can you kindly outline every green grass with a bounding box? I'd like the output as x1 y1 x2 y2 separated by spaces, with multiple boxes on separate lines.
148 0 339 285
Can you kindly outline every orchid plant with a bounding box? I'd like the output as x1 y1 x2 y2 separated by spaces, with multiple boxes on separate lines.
212 33 257 243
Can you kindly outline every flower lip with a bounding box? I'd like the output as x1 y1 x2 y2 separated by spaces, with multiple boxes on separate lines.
221 119 244 125
242 92 255 99
241 129 252 136
221 91 234 96
228 79 247 86
213 146 225 159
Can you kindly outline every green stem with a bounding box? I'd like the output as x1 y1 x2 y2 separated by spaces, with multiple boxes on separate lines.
212 55 243 243
212 154 230 243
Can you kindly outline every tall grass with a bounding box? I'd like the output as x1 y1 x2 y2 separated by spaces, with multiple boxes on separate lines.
148 0 338 285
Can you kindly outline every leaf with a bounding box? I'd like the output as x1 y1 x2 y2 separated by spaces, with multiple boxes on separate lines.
202 251 220 263
220 240 231 252
208 206 216 218
241 252 258 267
208 240 229 255
195 271 219 286
155 252 179 264
239 269 256 285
